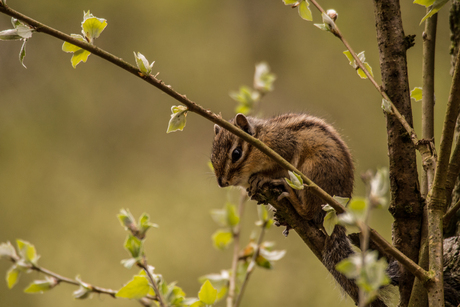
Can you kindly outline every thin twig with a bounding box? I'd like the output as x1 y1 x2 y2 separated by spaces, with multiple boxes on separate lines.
138 259 166 307
234 220 267 307
309 0 420 147
226 192 247 307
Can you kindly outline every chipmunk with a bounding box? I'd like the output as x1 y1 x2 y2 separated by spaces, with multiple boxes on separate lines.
211 112 354 222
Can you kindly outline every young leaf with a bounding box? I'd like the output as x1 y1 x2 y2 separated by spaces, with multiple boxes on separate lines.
24 277 57 294
19 39 27 68
167 105 188 133
298 0 313 21
0 28 22 40
381 98 392 114
62 34 91 68
116 275 151 299
410 87 423 102
124 234 143 258
225 203 240 227
73 286 92 299
118 208 136 231
253 62 276 93
6 265 21 289
285 171 304 190
134 52 154 75
81 11 107 42
198 280 217 305
418 0 449 24
0 241 18 260
212 230 233 250
343 50 373 79
323 206 338 236
16 239 39 265
282 0 299 4
138 213 159 237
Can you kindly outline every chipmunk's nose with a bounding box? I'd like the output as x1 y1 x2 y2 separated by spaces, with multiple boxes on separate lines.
217 177 229 188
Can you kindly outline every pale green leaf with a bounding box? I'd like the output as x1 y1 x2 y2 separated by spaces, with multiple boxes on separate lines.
124 234 143 258
24 278 56 294
343 50 354 64
314 23 329 31
357 68 367 79
16 239 39 265
413 0 435 6
335 258 358 278
0 29 22 40
16 24 32 39
282 0 299 4
0 241 18 259
364 62 374 77
19 39 27 68
138 213 158 237
70 49 91 68
285 171 304 190
333 196 350 207
260 248 286 262
225 203 240 227
190 301 206 307
6 265 20 289
73 286 92 299
410 87 423 102
116 275 150 299
419 0 449 24
381 99 392 113
167 106 188 133
81 11 107 41
298 0 312 21
133 52 154 75
253 62 276 93
323 209 338 236
210 208 227 227
212 229 233 250
198 280 217 305
62 34 86 53
118 208 136 230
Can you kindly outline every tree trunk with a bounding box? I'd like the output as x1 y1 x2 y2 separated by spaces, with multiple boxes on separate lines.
371 1 423 306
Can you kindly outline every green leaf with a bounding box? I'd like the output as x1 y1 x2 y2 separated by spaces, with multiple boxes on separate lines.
71 49 91 69
19 39 27 68
225 203 240 227
343 50 354 64
24 277 56 294
410 87 423 102
282 0 299 4
190 301 206 307
253 62 276 93
134 52 154 75
414 0 435 5
259 247 286 262
0 241 18 259
323 208 338 236
363 62 374 77
116 275 151 299
62 34 86 53
230 86 260 115
167 105 188 133
81 11 107 42
16 239 39 265
198 280 217 305
298 0 313 21
0 29 22 40
416 0 449 24
6 265 21 289
124 234 143 258
381 99 392 113
314 23 329 31
73 286 92 299
138 213 159 237
212 230 233 250
210 208 227 227
255 254 272 269
15 24 32 39
285 171 304 190
118 208 136 230
335 258 358 278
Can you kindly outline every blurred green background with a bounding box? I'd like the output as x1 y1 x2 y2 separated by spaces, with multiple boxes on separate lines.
0 1 454 306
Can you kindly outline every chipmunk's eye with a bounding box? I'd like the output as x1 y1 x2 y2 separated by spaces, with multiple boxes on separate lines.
231 147 242 163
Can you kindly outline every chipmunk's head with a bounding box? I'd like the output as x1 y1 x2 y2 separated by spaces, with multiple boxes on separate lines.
211 113 256 188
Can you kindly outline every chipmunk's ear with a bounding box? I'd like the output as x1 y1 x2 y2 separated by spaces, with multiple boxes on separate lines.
235 113 255 135
214 124 221 135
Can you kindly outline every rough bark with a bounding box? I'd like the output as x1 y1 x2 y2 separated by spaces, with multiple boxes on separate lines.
250 184 388 307
371 1 423 306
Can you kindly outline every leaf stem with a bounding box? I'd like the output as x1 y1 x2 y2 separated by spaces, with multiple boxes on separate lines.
138 259 166 307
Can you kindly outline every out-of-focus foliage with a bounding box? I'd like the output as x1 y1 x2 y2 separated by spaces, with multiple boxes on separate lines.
0 0 453 306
